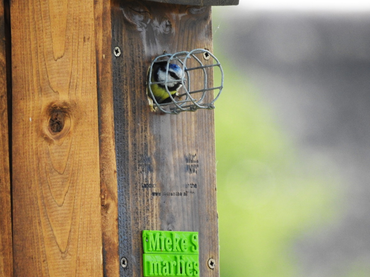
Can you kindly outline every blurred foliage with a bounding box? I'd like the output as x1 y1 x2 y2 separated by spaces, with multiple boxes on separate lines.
213 20 340 276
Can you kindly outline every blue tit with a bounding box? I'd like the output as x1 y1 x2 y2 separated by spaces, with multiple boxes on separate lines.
150 61 184 103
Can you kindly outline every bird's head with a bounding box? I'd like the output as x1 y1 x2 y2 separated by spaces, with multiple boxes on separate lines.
156 62 184 90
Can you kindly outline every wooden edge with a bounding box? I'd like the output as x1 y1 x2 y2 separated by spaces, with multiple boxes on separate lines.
0 0 13 276
95 0 120 276
143 0 239 6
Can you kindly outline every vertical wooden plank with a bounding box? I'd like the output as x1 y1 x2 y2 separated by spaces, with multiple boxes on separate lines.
111 1 219 276
95 0 120 276
11 0 103 276
0 0 12 276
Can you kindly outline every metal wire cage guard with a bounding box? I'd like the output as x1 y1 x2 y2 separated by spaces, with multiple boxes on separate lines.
147 49 224 114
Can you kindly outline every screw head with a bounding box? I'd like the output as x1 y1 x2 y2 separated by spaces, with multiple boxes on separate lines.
208 258 216 269
114 46 121 57
203 51 210 60
121 257 128 268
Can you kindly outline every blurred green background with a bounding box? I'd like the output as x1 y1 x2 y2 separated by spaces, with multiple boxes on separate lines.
212 9 343 277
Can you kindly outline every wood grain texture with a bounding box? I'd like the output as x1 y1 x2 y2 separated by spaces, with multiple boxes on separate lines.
112 1 219 276
0 1 12 276
11 0 102 276
94 0 120 276
144 0 239 6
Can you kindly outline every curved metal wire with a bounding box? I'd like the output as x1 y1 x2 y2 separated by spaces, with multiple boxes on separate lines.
147 49 224 114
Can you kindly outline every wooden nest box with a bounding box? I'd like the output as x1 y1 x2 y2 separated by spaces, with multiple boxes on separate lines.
0 0 238 276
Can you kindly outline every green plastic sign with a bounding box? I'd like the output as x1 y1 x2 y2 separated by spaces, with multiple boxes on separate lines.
142 230 199 277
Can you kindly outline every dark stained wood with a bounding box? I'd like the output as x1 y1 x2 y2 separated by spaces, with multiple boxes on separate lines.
0 0 12 276
112 1 219 276
144 0 239 6
95 0 120 276
11 0 103 276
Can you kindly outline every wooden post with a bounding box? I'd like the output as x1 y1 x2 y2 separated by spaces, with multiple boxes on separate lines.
5 0 238 276
0 1 12 276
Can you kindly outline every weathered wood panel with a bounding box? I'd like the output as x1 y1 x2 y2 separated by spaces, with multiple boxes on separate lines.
11 0 103 276
0 1 12 276
95 0 120 276
112 1 219 276
144 0 239 6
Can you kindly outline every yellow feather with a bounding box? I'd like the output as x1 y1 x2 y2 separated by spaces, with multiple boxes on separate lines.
150 83 178 103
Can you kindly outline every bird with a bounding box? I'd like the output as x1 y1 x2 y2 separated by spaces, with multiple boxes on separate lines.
150 61 184 104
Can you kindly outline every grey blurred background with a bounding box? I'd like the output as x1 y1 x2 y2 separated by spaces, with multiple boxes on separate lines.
213 7 370 277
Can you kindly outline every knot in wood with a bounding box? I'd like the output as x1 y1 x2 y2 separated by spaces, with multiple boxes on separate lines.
42 101 74 142
49 110 65 133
